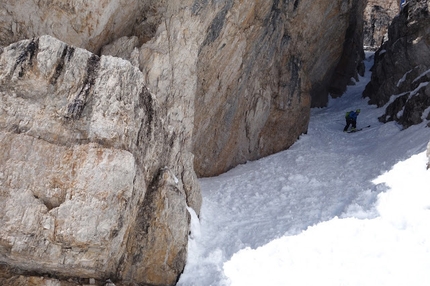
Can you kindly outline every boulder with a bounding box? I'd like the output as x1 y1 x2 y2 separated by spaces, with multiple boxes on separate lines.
0 35 200 286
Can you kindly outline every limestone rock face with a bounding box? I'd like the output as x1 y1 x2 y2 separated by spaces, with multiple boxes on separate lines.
0 0 145 53
118 0 366 177
0 35 200 286
192 0 366 176
363 0 430 128
363 0 400 49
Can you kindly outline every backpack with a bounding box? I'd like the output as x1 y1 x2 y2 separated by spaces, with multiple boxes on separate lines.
345 111 351 119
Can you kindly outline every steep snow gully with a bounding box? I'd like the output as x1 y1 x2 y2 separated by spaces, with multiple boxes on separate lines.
178 52 430 285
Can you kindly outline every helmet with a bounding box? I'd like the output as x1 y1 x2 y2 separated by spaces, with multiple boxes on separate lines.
356 109 361 113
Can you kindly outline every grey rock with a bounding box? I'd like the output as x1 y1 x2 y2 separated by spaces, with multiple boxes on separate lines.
363 0 430 129
0 35 199 286
363 0 400 49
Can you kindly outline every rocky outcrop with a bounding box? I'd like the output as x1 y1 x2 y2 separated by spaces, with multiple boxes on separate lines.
363 0 430 128
0 35 200 286
0 0 151 54
363 0 400 49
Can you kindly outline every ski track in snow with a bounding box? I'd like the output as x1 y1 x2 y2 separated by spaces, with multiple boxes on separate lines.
178 53 430 285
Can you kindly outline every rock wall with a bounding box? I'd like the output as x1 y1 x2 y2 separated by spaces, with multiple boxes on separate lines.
0 35 200 286
363 0 430 128
0 0 149 54
133 0 366 177
363 0 400 49
98 0 366 175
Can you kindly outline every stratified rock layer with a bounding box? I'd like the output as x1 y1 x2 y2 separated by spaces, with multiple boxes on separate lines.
0 35 200 286
0 0 145 54
363 0 430 128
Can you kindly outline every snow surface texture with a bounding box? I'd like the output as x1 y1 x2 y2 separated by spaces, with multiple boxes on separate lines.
178 53 430 286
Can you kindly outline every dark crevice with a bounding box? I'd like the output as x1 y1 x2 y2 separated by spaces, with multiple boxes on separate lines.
293 0 300 11
129 168 163 267
200 1 233 50
66 46 75 61
136 87 156 149
64 54 100 120
142 88 154 137
13 38 39 78
50 45 75 85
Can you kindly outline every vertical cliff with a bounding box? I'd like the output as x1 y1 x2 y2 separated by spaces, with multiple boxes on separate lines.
363 0 430 129
363 0 400 49
189 0 366 176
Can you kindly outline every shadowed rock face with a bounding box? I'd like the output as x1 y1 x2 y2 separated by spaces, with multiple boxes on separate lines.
363 0 430 129
363 0 400 49
190 0 366 176
0 0 367 285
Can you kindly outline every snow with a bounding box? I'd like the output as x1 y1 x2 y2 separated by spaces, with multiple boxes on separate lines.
396 68 412 87
177 52 430 286
408 81 429 99
412 69 430 84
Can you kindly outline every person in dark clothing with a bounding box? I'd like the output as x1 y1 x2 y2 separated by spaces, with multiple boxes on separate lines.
343 109 360 132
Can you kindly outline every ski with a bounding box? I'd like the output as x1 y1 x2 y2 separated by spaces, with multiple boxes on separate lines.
347 125 371 133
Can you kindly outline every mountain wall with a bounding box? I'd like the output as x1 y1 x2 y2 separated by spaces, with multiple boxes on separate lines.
363 0 400 49
0 0 367 285
363 0 430 129
0 0 147 54
125 0 366 177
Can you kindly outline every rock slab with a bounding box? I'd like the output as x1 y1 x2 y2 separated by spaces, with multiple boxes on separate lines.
0 35 200 286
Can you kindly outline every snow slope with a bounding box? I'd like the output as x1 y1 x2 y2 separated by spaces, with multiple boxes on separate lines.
177 53 430 286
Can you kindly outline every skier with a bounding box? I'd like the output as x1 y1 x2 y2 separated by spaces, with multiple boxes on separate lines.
343 109 360 132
